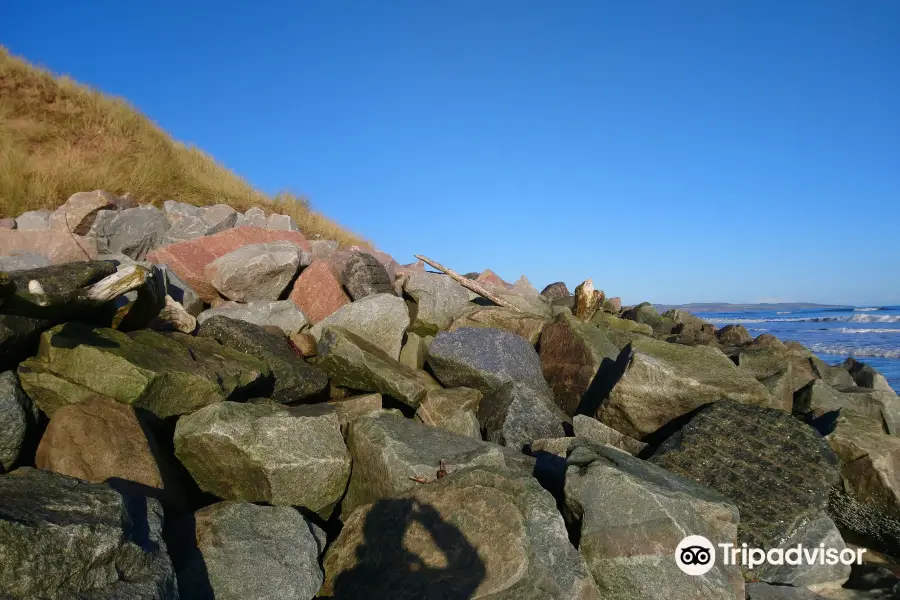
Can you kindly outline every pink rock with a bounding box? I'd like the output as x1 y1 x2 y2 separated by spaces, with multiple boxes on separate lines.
0 218 15 230
476 269 510 289
0 230 97 263
146 227 310 302
394 260 426 278
289 260 350 323
607 297 622 312
49 190 118 235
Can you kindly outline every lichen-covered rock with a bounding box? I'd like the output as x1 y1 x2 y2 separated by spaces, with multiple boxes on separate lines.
177 501 325 600
621 302 674 336
205 241 302 302
717 323 753 345
198 316 328 403
196 299 308 336
322 465 601 600
448 305 548 345
402 271 471 335
415 386 482 439
18 323 270 418
564 443 744 599
590 311 654 349
0 467 177 600
174 402 350 517
0 370 38 472
327 393 383 427
796 380 900 435
572 414 646 456
309 293 410 360
398 331 432 370
341 252 393 300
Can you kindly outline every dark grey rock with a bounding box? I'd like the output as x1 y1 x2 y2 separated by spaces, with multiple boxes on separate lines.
756 515 850 588
0 251 50 271
843 357 897 394
0 314 52 371
106 206 170 260
340 252 393 300
746 582 826 599
540 281 570 301
196 300 308 336
478 382 569 449
0 371 38 472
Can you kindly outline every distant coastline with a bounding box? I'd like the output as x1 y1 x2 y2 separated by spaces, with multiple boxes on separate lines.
651 302 852 314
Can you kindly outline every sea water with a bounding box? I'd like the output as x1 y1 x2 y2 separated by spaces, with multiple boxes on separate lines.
694 306 900 391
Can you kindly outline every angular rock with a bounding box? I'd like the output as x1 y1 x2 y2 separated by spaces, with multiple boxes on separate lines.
288 259 350 323
622 302 674 336
564 443 744 599
196 299 308 336
746 583 827 599
539 312 619 416
475 268 508 288
650 401 841 553
0 468 177 599
159 264 203 316
572 414 646 455
403 271 471 335
755 514 850 588
266 213 300 231
310 239 339 260
315 326 436 408
48 190 118 235
206 241 302 302
415 386 482 439
540 281 570 301
202 204 239 232
596 336 774 439
235 206 267 228
427 327 553 399
796 380 900 435
106 205 170 260
573 279 602 322
398 331 432 370
14 209 52 230
327 393 383 427
449 305 548 345
174 402 350 517
0 371 37 472
198 316 329 403
0 229 99 263
160 214 212 245
325 464 601 600
309 293 409 360
662 308 710 332
843 358 897 394
479 382 569 449
18 323 270 418
0 251 50 271
178 501 325 600
35 396 183 507
717 323 753 346
732 347 795 412
163 199 204 224
341 251 394 300
591 311 654 349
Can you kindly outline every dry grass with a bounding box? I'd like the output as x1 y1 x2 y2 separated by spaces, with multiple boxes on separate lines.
0 46 366 247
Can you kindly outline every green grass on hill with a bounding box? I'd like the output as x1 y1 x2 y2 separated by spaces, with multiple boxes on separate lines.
0 46 366 247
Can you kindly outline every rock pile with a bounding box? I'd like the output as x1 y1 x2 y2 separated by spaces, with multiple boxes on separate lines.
1 191 900 599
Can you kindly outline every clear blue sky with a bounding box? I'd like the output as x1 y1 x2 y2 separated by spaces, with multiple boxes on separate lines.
3 1 898 305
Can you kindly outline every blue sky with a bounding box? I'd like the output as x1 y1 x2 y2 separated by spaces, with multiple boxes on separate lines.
3 1 898 305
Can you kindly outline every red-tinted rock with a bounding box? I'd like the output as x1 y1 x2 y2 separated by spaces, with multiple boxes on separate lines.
289 260 350 323
476 269 509 288
605 297 622 312
146 227 310 302
0 230 98 263
0 218 16 230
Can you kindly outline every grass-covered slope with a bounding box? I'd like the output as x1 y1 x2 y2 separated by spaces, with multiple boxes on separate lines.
0 46 365 247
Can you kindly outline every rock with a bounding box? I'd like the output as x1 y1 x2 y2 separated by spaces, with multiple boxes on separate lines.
288 259 350 323
324 464 601 599
34 396 183 507
479 382 569 449
105 205 170 260
0 218 13 229
572 414 646 455
718 323 753 346
448 305 548 345
731 347 795 412
196 299 308 336
206 241 302 302
746 583 827 599
427 327 554 399
759 367 796 414
475 268 508 288
596 337 774 439
415 387 482 438
341 252 394 300
591 311 654 348
0 229 99 263
163 199 204 224
159 264 203 316
327 393 383 427
15 209 52 230
795 380 900 434
399 331 432 370
179 501 325 600
0 314 52 371
0 251 50 271
198 316 329 403
18 323 270 418
540 281 570 300
0 467 177 599
146 226 310 302
662 308 710 332
563 443 744 600
3 259 116 297
48 190 118 235
827 488 900 565
315 326 436 408
650 401 841 564
827 412 900 520
622 302 674 336
235 206 268 228
843 358 897 394
160 214 213 245
752 333 788 350
266 213 300 231
539 312 619 416
309 293 410 360
402 271 471 335
174 402 350 517
0 371 37 472
755 514 851 588
310 239 339 260
202 204 239 232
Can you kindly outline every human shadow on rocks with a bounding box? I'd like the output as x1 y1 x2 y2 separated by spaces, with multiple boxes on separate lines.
574 350 629 420
323 498 486 600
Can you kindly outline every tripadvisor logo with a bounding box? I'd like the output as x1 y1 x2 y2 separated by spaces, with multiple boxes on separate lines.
675 535 866 576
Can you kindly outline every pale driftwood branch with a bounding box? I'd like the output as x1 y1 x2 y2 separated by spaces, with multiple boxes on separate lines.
81 265 148 303
414 255 521 312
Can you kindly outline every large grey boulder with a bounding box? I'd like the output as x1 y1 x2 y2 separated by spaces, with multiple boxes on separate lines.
0 371 38 472
414 386 482 439
106 205 170 260
478 382 569 449
177 501 325 600
564 443 744 599
196 300 308 336
572 414 646 456
595 336 773 440
843 358 897 394
449 305 549 345
322 465 601 600
796 380 900 435
309 293 410 360
205 241 302 302
0 467 177 600
197 316 329 403
174 402 350 517
402 271 471 335
0 251 51 271
340 411 534 518
15 209 52 230
315 326 438 408
341 251 394 300
754 514 851 589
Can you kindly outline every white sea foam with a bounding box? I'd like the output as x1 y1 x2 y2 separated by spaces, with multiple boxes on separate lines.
855 307 882 312
838 328 900 334
704 314 900 325
808 343 900 359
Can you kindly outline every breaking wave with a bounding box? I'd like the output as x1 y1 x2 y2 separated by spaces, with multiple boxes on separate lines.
855 307 884 312
705 314 900 325
808 343 900 359
838 328 900 334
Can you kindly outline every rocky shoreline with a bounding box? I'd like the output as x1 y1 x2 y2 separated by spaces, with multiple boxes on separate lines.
2 191 900 599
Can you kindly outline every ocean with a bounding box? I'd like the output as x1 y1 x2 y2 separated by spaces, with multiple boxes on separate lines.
692 306 900 391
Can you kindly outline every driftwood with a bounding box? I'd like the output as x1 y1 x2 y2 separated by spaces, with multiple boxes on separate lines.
413 255 521 312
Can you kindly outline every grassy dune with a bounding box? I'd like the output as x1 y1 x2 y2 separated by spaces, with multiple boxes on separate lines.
0 46 365 247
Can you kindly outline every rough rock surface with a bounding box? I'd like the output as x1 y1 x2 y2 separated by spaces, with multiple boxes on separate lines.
843 358 897 393
0 250 51 271
15 209 52 230
403 271 471 335
327 393 383 427
540 281 570 300
178 501 325 600
796 379 900 435
478 382 569 449
414 386 482 439
48 190 118 235
196 299 308 335
564 443 744 599
341 252 394 300
205 241 302 302
0 468 177 600
0 229 99 263
572 414 647 455
105 205 170 260
323 465 601 600
288 259 350 323
746 583 827 599
0 370 37 472
174 402 350 517
448 305 548 345
399 331 431 370
717 323 753 345
198 316 329 403
310 293 410 360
